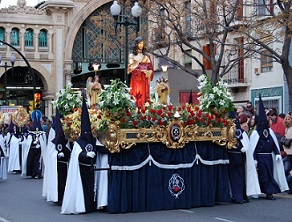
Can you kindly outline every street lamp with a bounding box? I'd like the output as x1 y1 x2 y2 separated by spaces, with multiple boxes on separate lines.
110 0 142 85
0 54 16 105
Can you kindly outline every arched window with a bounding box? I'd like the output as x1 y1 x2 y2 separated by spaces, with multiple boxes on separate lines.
10 28 20 46
0 27 5 45
25 28 34 47
39 29 47 47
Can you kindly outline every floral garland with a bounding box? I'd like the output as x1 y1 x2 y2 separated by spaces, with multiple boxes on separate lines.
52 82 83 116
197 74 234 114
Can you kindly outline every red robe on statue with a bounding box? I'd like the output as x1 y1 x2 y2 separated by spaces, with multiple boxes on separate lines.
129 54 154 108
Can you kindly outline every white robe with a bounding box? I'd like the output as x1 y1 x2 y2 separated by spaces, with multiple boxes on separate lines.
0 134 7 180
21 135 32 177
95 152 109 209
61 142 85 214
250 128 289 192
8 135 20 172
61 140 109 214
42 127 58 201
241 132 261 196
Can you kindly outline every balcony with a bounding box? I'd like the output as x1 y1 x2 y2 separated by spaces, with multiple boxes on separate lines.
224 77 249 88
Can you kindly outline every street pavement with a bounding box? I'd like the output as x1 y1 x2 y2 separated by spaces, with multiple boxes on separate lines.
1 172 292 222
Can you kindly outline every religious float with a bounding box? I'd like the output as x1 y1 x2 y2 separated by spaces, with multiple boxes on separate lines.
55 76 237 153
53 74 239 213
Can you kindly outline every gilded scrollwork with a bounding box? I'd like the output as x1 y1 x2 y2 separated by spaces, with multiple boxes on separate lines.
98 119 237 153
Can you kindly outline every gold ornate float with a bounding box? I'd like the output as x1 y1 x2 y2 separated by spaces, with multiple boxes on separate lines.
97 118 236 153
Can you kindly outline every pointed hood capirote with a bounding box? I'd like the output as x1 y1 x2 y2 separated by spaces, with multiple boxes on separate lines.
8 121 15 133
31 117 41 131
188 90 193 105
52 108 67 150
75 95 95 149
256 93 270 140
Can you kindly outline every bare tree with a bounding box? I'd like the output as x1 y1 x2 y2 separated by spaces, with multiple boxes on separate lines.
142 0 292 108
238 0 292 109
141 0 254 84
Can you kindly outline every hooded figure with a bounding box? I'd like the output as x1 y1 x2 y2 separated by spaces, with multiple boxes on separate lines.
0 125 7 180
42 114 57 201
21 124 30 177
250 94 288 200
53 108 70 205
43 108 71 204
61 95 108 214
25 116 46 178
227 112 261 204
7 122 21 173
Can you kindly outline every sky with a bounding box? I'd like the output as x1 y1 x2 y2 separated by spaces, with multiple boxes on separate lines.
0 0 41 8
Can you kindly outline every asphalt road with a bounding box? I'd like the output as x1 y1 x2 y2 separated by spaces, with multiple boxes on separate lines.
1 172 292 222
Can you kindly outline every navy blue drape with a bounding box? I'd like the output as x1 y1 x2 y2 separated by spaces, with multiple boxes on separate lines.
107 141 230 213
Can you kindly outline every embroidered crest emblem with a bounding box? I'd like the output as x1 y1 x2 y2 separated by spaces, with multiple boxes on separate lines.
57 144 63 151
168 173 185 199
263 129 269 138
170 124 181 142
85 144 93 152
235 129 242 139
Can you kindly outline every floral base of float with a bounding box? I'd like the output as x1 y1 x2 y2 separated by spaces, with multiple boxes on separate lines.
97 118 237 153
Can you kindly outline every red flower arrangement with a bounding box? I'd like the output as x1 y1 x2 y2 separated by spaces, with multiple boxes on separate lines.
117 101 228 129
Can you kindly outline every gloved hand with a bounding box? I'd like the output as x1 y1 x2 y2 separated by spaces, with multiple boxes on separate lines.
57 152 64 158
33 141 38 144
254 160 258 167
276 154 281 161
36 144 41 148
86 151 96 158
241 147 246 153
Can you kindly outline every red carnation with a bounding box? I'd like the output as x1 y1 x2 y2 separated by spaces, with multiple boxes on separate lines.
189 119 195 125
198 110 202 117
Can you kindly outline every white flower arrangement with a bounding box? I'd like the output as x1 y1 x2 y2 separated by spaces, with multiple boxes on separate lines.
98 79 136 114
197 74 234 114
52 82 83 116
